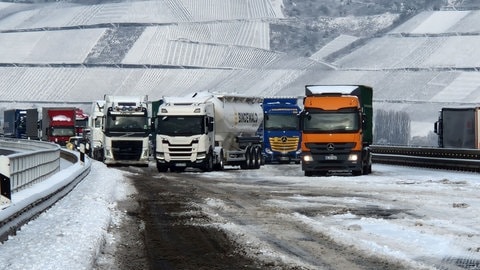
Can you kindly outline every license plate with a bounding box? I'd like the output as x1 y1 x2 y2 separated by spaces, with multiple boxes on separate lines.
325 155 337 160
175 163 187 167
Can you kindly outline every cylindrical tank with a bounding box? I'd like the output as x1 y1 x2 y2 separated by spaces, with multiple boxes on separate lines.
191 92 263 147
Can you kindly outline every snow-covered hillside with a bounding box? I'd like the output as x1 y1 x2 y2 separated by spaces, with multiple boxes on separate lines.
0 0 324 105
0 0 479 140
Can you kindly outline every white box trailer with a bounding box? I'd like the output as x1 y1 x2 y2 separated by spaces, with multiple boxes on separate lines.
434 107 480 149
154 91 264 172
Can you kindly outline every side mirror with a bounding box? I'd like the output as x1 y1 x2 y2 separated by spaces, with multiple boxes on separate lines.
362 113 367 130
208 119 214 132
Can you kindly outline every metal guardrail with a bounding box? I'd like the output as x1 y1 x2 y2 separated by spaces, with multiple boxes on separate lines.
371 145 480 172
0 138 61 193
0 139 91 241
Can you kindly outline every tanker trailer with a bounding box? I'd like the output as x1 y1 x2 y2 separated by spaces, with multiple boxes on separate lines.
154 91 264 172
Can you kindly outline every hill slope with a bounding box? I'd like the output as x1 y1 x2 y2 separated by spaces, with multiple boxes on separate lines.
1 0 480 145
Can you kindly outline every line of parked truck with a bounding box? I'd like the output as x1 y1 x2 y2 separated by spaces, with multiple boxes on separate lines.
2 85 379 176
2 107 88 146
2 84 480 177
94 84 373 176
69 85 480 176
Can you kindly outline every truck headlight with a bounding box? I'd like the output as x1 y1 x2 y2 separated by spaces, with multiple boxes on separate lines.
348 154 358 161
265 148 273 154
197 152 206 159
156 153 165 160
303 154 313 162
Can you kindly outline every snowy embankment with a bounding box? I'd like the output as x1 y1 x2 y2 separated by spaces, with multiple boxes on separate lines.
0 160 133 270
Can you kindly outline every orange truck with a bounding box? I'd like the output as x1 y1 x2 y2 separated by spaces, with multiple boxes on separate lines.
300 85 373 176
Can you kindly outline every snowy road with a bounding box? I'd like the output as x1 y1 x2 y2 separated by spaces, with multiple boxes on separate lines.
0 161 479 269
157 164 480 269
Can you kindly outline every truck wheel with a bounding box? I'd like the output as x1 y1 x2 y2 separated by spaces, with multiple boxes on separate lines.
213 150 224 171
156 163 168 172
248 147 255 169
241 146 252 169
352 168 363 176
304 171 313 177
362 164 370 175
253 147 261 169
202 152 213 172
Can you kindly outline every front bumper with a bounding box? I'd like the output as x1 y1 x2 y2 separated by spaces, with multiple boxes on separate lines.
301 151 362 172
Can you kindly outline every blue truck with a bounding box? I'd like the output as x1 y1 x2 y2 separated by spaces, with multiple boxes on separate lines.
262 97 303 164
3 109 27 138
3 109 39 139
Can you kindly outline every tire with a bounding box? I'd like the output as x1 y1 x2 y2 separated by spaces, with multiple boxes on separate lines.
304 171 313 177
156 162 168 172
241 147 251 169
213 150 224 171
202 152 213 172
247 147 255 169
253 147 261 169
352 168 363 176
362 163 371 175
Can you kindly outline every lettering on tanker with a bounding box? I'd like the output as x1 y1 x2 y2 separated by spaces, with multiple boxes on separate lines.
236 112 259 124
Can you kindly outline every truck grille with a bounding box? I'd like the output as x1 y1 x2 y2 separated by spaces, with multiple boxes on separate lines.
269 136 299 153
112 140 143 160
305 142 356 154
167 142 195 159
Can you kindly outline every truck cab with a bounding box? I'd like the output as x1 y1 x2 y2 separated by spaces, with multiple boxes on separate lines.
103 96 150 166
155 98 216 172
41 107 76 146
262 97 302 163
300 85 373 176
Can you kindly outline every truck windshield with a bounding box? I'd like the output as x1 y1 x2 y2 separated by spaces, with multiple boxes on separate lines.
105 115 148 132
51 127 75 137
18 115 27 130
264 114 299 130
303 112 359 132
157 116 204 136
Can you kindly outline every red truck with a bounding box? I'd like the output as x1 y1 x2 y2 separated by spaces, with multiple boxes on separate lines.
41 107 76 146
75 108 89 136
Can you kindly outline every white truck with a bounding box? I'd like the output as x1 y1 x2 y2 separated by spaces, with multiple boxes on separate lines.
102 95 150 166
154 91 264 172
87 100 105 160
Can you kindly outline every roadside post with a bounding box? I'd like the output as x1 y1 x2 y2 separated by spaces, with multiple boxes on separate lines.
80 143 85 165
